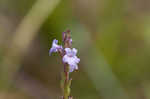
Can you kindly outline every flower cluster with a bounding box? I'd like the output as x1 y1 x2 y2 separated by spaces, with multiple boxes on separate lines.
49 30 80 72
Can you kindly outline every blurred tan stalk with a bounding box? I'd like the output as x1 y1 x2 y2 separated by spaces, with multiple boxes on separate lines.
0 0 61 89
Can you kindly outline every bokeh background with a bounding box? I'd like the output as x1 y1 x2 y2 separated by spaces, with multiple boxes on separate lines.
0 0 150 99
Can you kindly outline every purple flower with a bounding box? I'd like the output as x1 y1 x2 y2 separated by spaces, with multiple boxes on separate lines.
49 39 62 55
63 48 80 72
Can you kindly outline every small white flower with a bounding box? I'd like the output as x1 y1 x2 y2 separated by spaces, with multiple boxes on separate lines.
49 39 62 55
63 48 80 72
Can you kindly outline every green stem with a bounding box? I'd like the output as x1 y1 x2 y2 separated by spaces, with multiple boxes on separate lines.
62 65 71 99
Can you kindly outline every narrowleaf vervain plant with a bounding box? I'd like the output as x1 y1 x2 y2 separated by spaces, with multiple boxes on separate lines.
49 30 80 99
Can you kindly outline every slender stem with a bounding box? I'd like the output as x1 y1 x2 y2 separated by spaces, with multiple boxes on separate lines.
64 65 69 83
62 30 72 99
63 64 70 99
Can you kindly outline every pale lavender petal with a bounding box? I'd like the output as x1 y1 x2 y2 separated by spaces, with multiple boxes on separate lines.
69 66 74 72
69 64 78 72
65 48 72 54
62 55 68 63
53 39 58 44
74 56 80 63
72 48 77 56
69 39 72 44
49 48 53 56
49 39 62 55
63 47 80 72
75 65 78 70
49 48 57 56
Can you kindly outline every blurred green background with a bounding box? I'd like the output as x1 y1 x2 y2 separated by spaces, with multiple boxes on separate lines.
0 0 150 99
